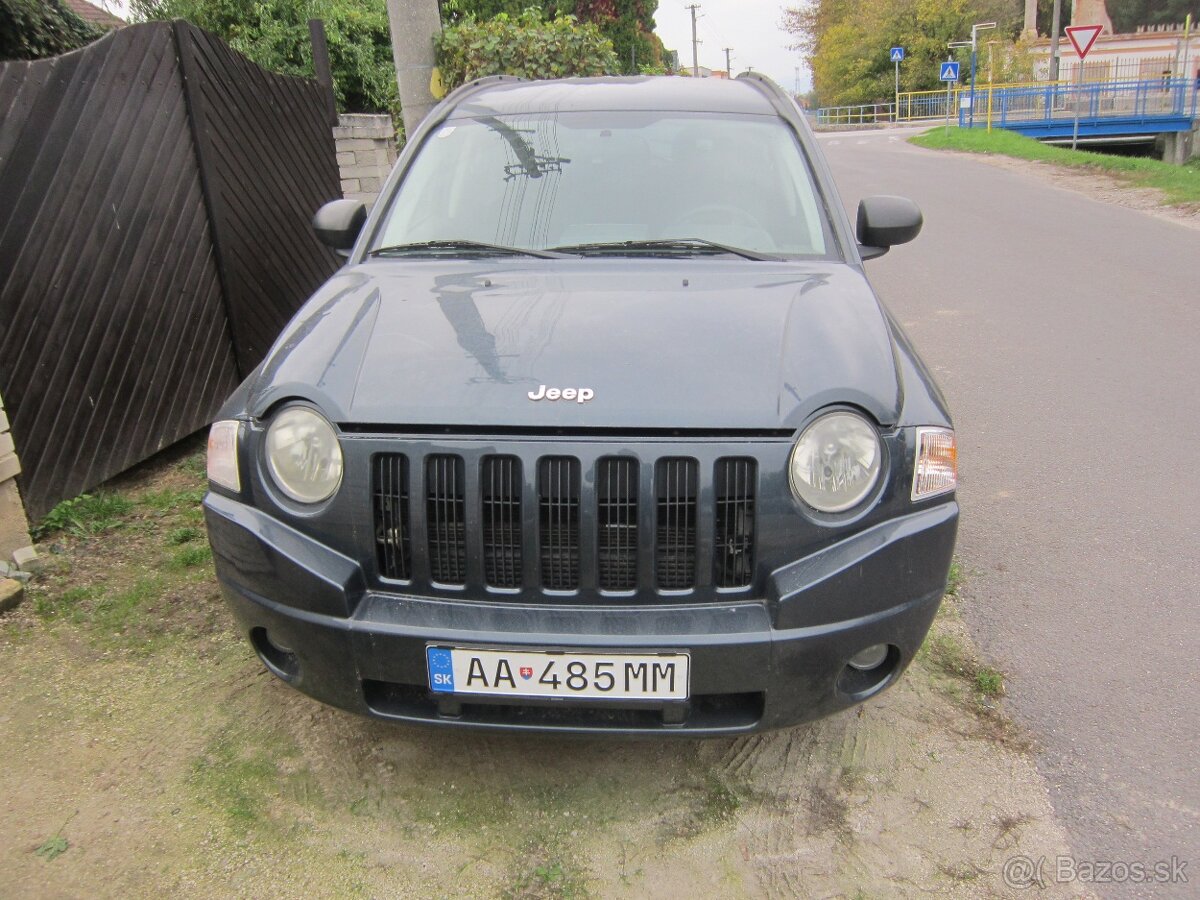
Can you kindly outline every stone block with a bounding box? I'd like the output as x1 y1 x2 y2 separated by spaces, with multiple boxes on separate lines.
0 477 31 560
0 453 20 483
0 433 12 457
336 151 355 167
13 545 38 570
341 179 361 195
337 139 378 152
0 577 22 613
359 177 381 193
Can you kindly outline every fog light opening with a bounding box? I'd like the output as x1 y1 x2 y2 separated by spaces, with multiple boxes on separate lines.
250 627 300 682
848 643 889 672
838 644 900 700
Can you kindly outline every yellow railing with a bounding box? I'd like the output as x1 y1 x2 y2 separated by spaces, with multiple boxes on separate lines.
896 81 1069 122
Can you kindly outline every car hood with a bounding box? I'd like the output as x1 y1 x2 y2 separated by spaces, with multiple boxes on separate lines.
248 259 902 430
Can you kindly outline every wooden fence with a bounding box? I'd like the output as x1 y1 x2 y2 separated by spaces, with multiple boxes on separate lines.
0 22 342 520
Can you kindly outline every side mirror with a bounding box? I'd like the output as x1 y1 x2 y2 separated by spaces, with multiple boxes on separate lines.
856 195 923 260
312 199 367 252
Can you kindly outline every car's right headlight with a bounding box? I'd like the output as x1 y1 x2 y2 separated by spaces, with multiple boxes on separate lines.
264 406 343 504
789 411 882 513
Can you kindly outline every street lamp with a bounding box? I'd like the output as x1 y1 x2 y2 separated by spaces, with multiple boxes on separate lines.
969 22 997 127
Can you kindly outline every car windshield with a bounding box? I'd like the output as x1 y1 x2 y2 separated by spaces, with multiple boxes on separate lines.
372 110 833 258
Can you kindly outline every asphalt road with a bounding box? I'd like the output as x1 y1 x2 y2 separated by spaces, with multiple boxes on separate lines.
820 127 1198 892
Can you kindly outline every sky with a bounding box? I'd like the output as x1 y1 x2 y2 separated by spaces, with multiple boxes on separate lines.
653 0 812 93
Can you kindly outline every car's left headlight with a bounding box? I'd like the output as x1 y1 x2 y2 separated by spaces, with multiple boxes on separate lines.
789 411 882 513
264 406 343 504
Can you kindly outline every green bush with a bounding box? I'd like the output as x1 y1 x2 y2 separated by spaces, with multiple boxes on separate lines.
435 9 619 92
0 0 103 60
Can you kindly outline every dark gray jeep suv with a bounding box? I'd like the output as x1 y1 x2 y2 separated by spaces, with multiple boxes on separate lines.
203 74 958 735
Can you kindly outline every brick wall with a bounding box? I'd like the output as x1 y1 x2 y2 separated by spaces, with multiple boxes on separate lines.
334 114 399 205
0 389 36 604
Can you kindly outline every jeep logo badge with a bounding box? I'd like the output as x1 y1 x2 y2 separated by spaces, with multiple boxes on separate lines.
528 385 594 403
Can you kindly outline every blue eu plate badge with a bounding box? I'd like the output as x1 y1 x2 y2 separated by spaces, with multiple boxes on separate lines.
427 647 455 692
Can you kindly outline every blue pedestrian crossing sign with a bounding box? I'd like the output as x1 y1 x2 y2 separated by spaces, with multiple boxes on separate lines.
890 47 905 62
939 61 960 81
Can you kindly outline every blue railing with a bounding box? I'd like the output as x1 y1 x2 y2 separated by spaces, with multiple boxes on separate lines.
958 79 1198 138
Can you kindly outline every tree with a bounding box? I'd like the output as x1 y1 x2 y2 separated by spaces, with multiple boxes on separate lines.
443 0 663 73
434 8 618 89
133 0 397 114
784 0 1021 107
1 0 102 60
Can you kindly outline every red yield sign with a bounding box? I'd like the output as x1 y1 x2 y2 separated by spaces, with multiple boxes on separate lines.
1065 24 1103 59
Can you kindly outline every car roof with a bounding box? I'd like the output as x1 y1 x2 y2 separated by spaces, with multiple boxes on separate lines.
447 75 780 118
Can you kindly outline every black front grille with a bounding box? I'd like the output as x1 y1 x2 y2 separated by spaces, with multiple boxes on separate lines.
481 455 522 588
655 458 699 590
370 449 759 597
597 457 638 591
538 456 581 590
426 454 466 584
714 458 756 588
373 454 411 580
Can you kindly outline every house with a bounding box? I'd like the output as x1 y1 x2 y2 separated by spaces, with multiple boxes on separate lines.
63 0 127 31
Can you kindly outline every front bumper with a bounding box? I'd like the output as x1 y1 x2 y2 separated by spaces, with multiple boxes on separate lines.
204 493 957 735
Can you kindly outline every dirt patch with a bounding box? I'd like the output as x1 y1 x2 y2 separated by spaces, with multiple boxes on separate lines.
1 447 1086 898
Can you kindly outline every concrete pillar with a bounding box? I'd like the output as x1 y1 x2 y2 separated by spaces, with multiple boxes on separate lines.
0 390 36 610
1024 0 1038 36
385 0 442 140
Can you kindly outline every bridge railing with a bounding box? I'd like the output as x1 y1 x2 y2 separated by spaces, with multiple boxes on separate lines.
815 103 895 126
957 79 1198 130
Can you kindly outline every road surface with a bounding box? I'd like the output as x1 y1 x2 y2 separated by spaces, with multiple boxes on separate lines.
820 126 1198 894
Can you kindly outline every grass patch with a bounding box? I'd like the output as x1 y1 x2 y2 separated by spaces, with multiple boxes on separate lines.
167 526 203 546
34 493 134 540
170 544 213 570
189 728 284 833
34 835 69 861
911 126 1200 205
502 837 591 900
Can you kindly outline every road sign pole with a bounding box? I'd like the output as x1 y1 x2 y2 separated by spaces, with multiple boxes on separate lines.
969 48 978 128
1072 64 1082 150
895 60 900 122
945 67 952 135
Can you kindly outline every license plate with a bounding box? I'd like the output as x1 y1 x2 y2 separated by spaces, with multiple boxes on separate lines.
426 646 690 701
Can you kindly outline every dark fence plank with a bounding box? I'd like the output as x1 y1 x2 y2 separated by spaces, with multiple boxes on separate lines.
177 23 341 376
0 21 343 519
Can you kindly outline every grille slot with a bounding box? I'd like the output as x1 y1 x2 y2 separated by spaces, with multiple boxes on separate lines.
373 454 412 580
481 455 522 588
538 456 581 591
655 458 699 590
714 458 756 588
426 454 467 584
597 457 638 591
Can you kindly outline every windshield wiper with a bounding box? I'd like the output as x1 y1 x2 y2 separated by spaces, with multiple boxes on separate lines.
368 240 574 259
548 238 780 261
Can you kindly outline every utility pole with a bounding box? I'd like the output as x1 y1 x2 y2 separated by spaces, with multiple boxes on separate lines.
385 0 442 139
1048 0 1063 81
687 4 701 77
723 47 733 76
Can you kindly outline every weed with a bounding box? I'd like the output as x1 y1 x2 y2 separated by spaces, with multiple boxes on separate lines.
168 526 203 545
171 545 213 569
91 578 162 634
34 493 133 540
696 775 740 825
190 730 280 833
503 838 591 899
34 835 69 861
975 668 1004 698
138 487 206 516
33 585 97 622
945 559 963 597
